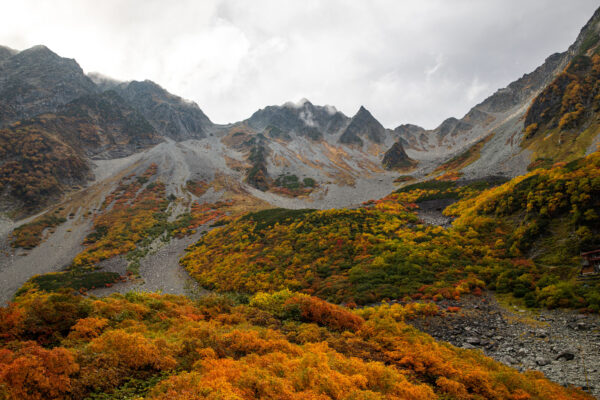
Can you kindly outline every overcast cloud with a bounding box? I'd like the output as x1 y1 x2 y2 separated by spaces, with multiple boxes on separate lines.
0 0 597 128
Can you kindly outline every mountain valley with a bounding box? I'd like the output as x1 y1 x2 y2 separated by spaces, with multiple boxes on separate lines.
0 6 599 400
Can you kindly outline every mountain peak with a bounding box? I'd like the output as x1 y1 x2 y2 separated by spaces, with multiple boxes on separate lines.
0 44 97 124
27 44 51 52
16 44 59 60
339 106 386 145
394 123 426 137
247 100 349 139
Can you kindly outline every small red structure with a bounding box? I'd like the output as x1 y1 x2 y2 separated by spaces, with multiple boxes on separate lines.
581 249 600 275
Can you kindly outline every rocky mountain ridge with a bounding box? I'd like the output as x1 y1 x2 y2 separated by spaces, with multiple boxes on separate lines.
0 8 598 220
393 7 600 179
111 80 214 141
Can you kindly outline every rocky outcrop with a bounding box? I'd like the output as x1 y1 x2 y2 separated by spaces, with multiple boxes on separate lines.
382 141 417 170
113 80 213 141
245 134 270 191
392 123 428 150
339 106 386 145
0 45 97 125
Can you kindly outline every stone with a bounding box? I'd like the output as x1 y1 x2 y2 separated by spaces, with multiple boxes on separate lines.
576 322 588 330
556 351 576 361
466 337 481 345
501 356 517 365
536 357 551 366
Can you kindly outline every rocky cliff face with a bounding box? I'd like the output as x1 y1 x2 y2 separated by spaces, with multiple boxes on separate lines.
0 45 97 125
339 106 387 145
113 80 213 141
43 91 162 158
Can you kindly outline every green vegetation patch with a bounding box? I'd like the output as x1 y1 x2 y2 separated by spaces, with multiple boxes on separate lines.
18 271 120 296
241 208 316 231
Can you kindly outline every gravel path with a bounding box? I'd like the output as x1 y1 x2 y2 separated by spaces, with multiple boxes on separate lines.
88 228 208 298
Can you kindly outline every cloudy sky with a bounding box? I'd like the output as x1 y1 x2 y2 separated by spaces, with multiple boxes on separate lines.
0 1 597 128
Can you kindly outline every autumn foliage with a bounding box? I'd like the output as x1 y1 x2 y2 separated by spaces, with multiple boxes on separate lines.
447 150 600 310
182 151 600 312
0 290 591 399
181 198 496 304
